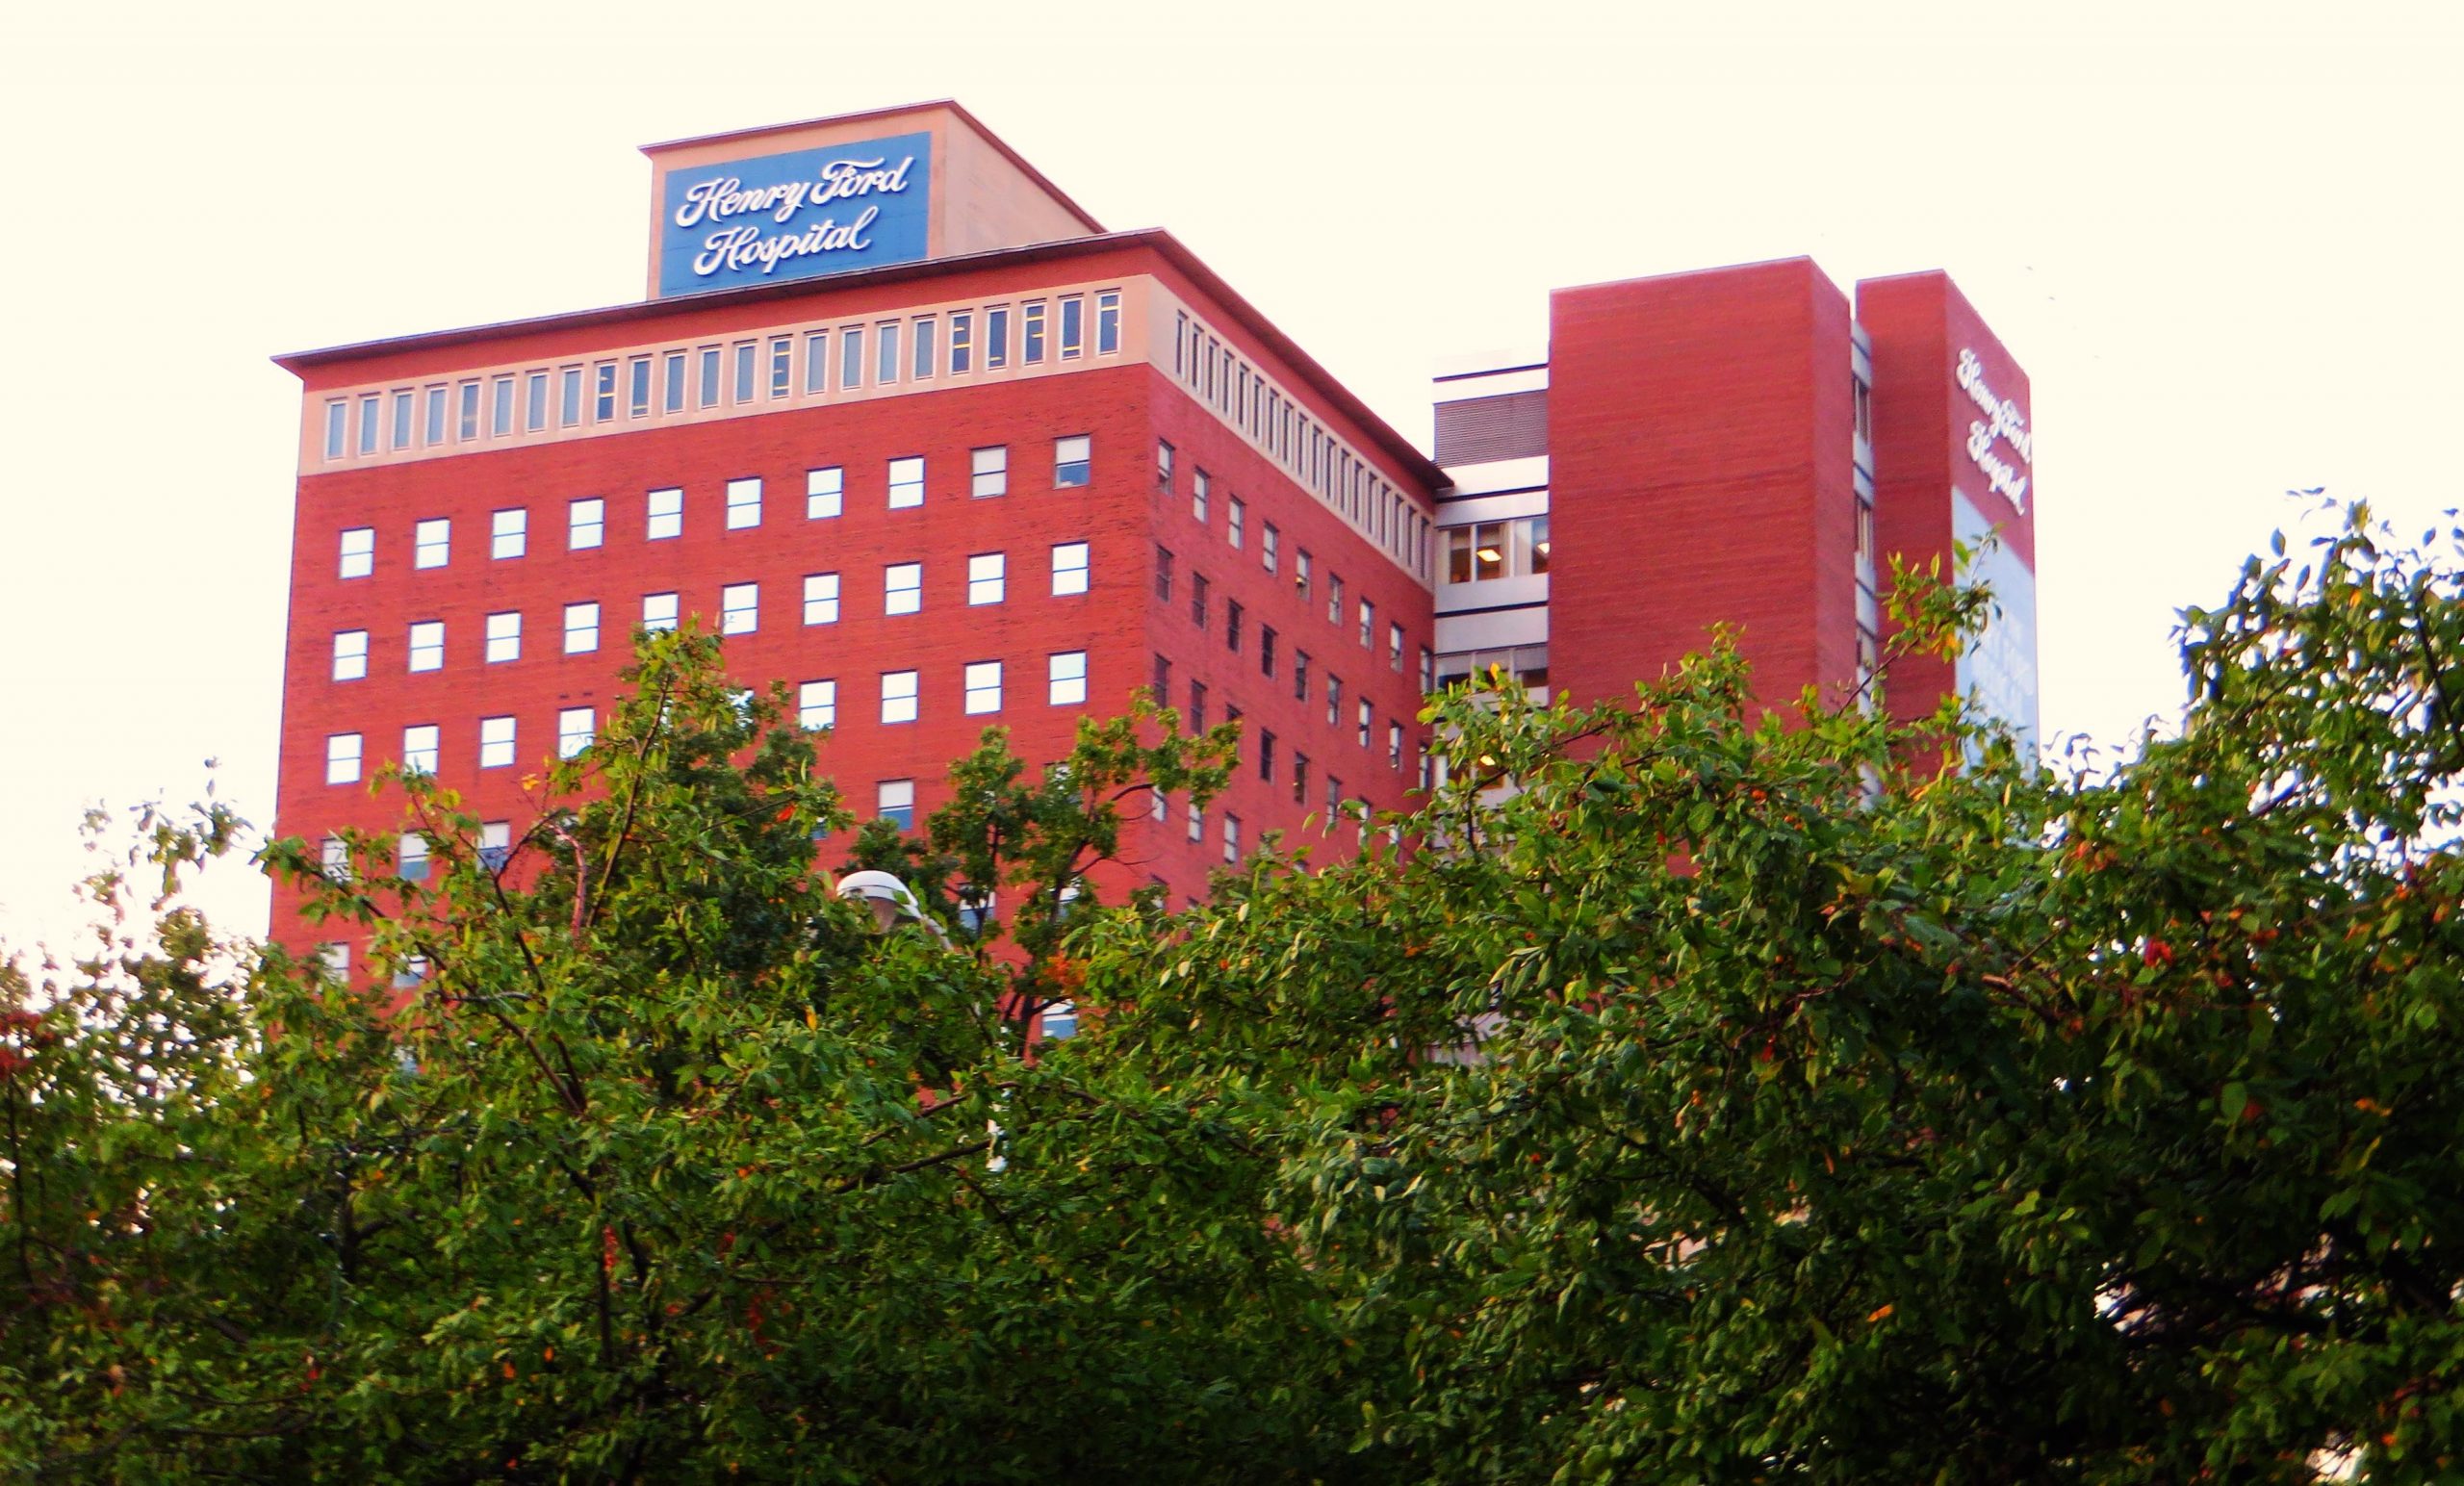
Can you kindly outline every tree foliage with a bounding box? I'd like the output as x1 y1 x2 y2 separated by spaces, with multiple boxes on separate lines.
5 505 2463 1482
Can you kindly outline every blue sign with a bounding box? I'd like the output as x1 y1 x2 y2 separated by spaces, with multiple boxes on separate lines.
656 131 932 297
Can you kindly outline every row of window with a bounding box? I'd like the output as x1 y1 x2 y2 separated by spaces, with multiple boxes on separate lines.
321 292 1125 462
320 653 1094 785
1149 647 1415 776
1443 517 1552 584
1168 308 1432 581
332 440 1093 580
324 546 1093 679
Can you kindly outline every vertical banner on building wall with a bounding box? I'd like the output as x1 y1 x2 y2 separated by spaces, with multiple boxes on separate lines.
657 132 932 297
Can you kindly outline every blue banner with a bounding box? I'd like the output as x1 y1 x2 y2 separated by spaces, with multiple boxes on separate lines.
657 131 932 297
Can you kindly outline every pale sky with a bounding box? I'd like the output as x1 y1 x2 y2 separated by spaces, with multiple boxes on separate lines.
2 0 2457 953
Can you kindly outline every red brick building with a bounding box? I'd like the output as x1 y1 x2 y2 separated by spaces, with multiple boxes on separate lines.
272 102 2038 996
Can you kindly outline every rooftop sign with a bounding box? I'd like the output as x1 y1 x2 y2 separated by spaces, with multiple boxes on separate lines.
655 131 932 297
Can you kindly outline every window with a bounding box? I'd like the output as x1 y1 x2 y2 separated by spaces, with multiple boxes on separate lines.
1156 440 1175 492
1222 814 1241 864
1295 549 1312 604
1228 497 1245 550
1041 1000 1079 1040
1854 375 1874 446
408 621 445 673
593 362 616 423
359 393 380 453
568 498 603 550
339 526 373 579
1225 600 1244 654
491 507 526 560
398 833 429 882
559 367 582 426
321 941 350 980
911 316 937 378
1048 651 1087 705
770 336 793 397
971 446 1008 499
642 592 678 632
1259 730 1275 782
1389 721 1404 770
881 671 918 724
1261 523 1279 574
798 679 837 730
1150 787 1167 823
968 552 1006 605
484 610 521 663
721 582 759 634
878 779 916 831
458 380 480 441
887 455 925 509
1059 295 1084 359
808 466 843 520
984 306 1009 369
1188 679 1208 731
1192 469 1210 524
1259 625 1277 679
325 732 362 784
1326 775 1344 821
964 660 1003 715
876 321 901 384
1293 752 1309 807
839 326 863 389
733 341 757 402
1420 647 1436 692
1095 291 1120 354
1358 698 1373 748
331 629 368 681
1151 653 1170 705
668 350 689 411
1326 673 1342 728
1359 599 1374 649
949 313 972 374
393 389 414 448
646 488 682 540
402 725 439 775
803 573 841 626
494 374 517 434
1022 300 1047 363
1327 574 1345 627
1187 800 1203 843
479 821 511 872
629 357 652 417
696 346 721 408
414 518 449 569
726 477 761 530
1154 545 1174 601
1294 649 1310 703
1054 435 1091 487
322 400 346 459
803 331 827 394
885 563 922 616
1446 518 1551 581
1190 573 1209 628
1051 541 1089 596
478 716 516 768
393 955 429 990
558 707 594 758
1391 622 1406 673
564 602 600 653
526 371 551 431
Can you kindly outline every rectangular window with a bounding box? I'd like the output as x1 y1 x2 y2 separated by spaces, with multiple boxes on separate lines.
802 573 841 625
402 724 440 775
1222 814 1240 864
1187 801 1203 842
594 362 617 423
629 357 652 418
971 445 1007 499
803 331 828 395
798 679 837 730
478 716 516 769
424 385 447 445
700 346 722 408
1294 649 1310 703
985 306 1011 370
564 602 600 653
1054 435 1091 487
1326 776 1343 822
721 582 758 634
878 778 915 830
1293 752 1309 807
1359 599 1375 649
1328 574 1345 627
320 941 349 981
1190 573 1209 628
1059 295 1084 359
408 620 444 673
1095 291 1120 354
1156 440 1174 492
568 498 603 550
647 488 682 540
726 476 761 530
1188 679 1208 732
807 466 844 520
1228 497 1245 549
1051 541 1089 596
1152 653 1170 706
414 518 449 569
1358 698 1373 748
484 610 521 663
1153 545 1174 601
964 660 1003 714
331 629 368 681
733 341 757 402
665 351 687 412
1048 651 1088 705
949 312 972 374
887 455 925 509
1390 621 1406 673
1192 469 1209 524
322 399 347 459
642 592 678 632
526 372 550 431
491 507 526 560
1259 625 1277 679
911 316 937 378
493 375 516 435
875 320 901 384
339 526 373 579
1327 673 1342 728
1260 730 1275 782
839 325 863 389
359 393 381 453
1225 599 1244 654
399 833 430 881
459 380 481 440
559 367 583 427
881 670 918 724
1389 721 1404 770
479 821 512 871
885 562 922 615
1420 646 1436 692
968 551 1007 605
1261 522 1279 574
1022 300 1047 364
558 707 595 758
770 336 792 398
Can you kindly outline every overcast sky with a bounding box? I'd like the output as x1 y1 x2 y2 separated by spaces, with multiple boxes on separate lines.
2 0 2457 952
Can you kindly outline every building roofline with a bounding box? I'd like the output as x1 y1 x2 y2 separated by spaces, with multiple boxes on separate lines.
638 99 1104 238
271 229 1447 492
